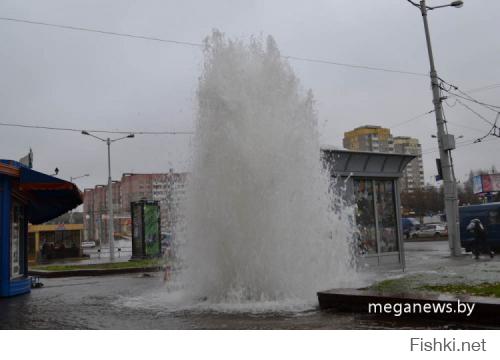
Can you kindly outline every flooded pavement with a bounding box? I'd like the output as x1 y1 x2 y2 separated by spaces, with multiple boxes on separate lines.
387 240 500 287
0 273 477 330
1 240 498 329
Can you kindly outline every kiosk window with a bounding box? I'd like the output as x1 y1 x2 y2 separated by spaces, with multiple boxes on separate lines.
10 201 25 279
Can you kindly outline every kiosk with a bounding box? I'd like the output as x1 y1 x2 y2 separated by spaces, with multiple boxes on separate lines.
0 160 82 297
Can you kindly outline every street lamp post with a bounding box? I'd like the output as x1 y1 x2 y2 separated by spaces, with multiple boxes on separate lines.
409 0 464 256
68 173 90 223
82 131 134 260
70 173 90 183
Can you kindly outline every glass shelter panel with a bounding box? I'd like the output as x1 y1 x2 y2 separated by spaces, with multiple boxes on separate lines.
375 180 398 252
353 179 377 255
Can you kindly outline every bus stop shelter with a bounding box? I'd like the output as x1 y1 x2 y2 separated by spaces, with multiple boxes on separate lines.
321 148 415 268
0 160 82 297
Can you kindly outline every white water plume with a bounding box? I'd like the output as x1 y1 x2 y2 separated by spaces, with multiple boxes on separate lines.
177 31 359 303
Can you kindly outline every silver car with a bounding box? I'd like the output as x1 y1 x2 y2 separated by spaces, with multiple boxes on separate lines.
411 223 448 238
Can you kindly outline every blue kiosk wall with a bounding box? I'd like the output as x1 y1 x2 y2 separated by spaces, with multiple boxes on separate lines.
0 160 82 297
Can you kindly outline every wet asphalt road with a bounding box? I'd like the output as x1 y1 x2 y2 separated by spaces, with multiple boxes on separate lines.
1 240 496 329
0 273 462 330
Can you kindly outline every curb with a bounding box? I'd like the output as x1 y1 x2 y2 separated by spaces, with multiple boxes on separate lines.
28 266 163 278
317 288 500 326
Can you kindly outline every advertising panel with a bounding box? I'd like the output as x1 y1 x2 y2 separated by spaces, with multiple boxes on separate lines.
482 175 493 193
472 174 500 194
472 175 483 194
491 174 500 192
144 203 160 256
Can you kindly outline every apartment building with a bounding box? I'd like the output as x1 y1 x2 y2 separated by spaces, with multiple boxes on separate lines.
343 125 424 193
343 125 394 153
394 136 425 192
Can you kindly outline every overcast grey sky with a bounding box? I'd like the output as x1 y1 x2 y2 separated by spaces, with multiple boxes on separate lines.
1 0 499 191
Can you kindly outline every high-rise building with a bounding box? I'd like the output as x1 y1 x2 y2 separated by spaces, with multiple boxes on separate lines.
343 125 394 153
343 126 424 193
394 136 425 192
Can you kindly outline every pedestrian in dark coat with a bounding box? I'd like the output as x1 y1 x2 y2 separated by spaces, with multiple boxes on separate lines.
467 218 494 259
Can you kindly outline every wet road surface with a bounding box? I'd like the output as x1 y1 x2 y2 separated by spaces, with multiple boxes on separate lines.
2 240 497 329
0 272 479 330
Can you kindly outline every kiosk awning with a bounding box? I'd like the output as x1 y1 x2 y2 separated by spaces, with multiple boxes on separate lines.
0 160 83 224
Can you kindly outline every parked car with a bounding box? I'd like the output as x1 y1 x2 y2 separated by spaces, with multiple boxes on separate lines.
411 223 448 238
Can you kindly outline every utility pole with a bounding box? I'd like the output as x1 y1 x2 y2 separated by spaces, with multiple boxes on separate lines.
82 130 134 261
106 138 115 260
414 0 463 256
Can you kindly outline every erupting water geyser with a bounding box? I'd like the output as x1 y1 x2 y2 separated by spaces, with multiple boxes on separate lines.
178 31 358 304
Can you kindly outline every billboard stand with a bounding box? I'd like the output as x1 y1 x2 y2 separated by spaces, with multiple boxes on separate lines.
473 174 500 203
131 200 161 259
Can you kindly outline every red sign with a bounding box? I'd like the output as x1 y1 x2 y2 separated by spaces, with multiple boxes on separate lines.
482 175 493 192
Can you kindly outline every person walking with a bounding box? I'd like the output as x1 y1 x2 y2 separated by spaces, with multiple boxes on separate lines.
466 218 494 259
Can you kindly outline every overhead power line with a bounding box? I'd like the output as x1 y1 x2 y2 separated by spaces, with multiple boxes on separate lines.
0 16 428 78
0 122 194 135
454 99 495 126
456 137 498 150
445 120 488 134
0 16 204 48
439 78 500 111
446 90 500 112
420 137 496 156
465 83 500 94
473 112 500 144
3 16 500 87
424 135 499 154
389 109 434 129
283 55 428 77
